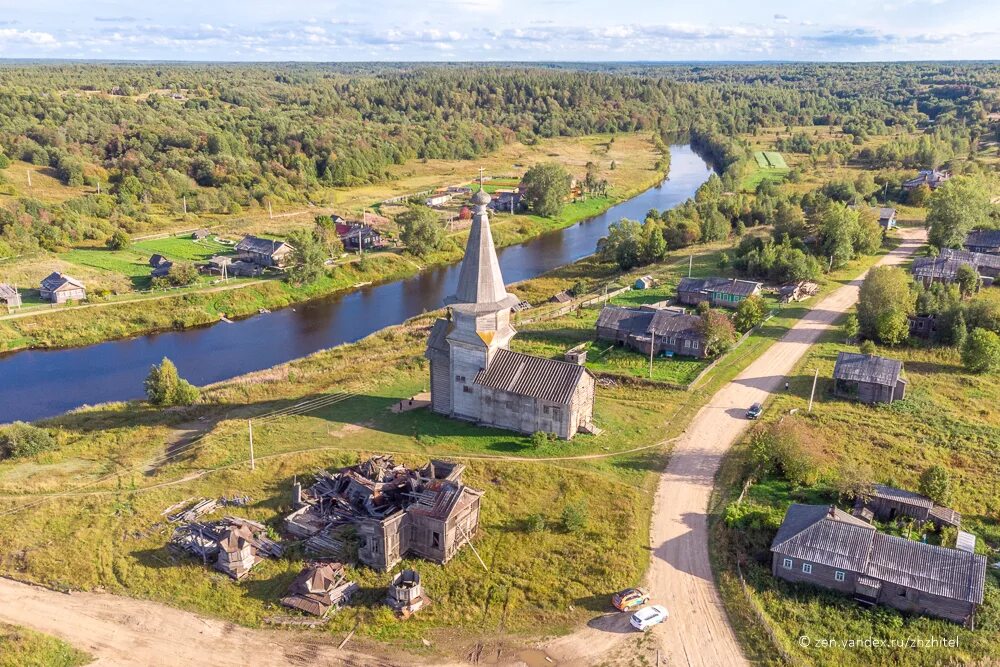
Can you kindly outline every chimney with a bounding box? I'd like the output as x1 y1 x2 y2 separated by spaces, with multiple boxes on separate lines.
292 480 302 507
828 505 837 519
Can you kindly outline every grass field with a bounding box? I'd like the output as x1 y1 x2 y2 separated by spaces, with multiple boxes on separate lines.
712 332 1000 666
133 236 233 262
61 248 156 289
0 623 92 667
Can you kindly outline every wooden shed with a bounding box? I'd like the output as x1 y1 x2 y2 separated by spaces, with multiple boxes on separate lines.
832 352 906 404
0 283 21 311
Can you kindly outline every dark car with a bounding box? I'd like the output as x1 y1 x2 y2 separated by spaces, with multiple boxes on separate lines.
746 403 763 419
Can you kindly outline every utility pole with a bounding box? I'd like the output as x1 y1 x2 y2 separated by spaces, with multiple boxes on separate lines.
688 253 693 278
97 181 101 195
26 170 32 188
649 333 655 379
268 201 273 220
807 368 819 412
183 196 187 215
248 419 255 471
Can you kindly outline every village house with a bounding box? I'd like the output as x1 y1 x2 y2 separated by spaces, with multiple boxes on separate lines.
149 254 173 279
425 193 452 207
964 229 1000 255
336 222 384 251
489 190 524 213
0 283 21 311
903 169 951 191
854 484 961 529
425 187 596 439
907 314 938 339
771 504 985 625
235 235 294 268
676 276 762 309
832 352 907 404
280 563 359 617
911 249 1000 287
284 456 483 572
39 272 86 304
596 305 707 358
192 228 211 240
849 205 897 229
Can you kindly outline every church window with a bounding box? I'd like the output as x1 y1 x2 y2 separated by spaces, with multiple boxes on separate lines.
463 386 473 394
455 374 466 382
543 406 550 414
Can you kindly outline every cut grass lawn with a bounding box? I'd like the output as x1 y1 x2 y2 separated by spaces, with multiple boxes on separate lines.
0 622 92 667
133 236 233 262
712 332 1000 666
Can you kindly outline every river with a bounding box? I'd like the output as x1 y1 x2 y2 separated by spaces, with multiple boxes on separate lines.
0 145 712 422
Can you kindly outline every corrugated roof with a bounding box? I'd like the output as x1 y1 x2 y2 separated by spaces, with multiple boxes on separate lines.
40 272 84 291
0 284 17 299
236 235 291 255
965 229 1000 249
596 306 653 335
771 504 875 572
678 276 761 297
940 248 1000 271
475 348 589 405
833 352 903 387
867 533 986 604
648 310 703 336
871 484 934 509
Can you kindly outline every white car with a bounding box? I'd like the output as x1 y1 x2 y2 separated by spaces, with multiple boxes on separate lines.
629 604 669 631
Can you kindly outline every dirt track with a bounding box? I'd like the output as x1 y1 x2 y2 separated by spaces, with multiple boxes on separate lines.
0 229 926 667
544 227 927 666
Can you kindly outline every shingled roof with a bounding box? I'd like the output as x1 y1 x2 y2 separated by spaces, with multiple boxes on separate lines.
833 352 904 387
0 284 17 300
596 305 653 335
648 309 703 336
235 235 292 255
475 348 589 405
446 187 519 313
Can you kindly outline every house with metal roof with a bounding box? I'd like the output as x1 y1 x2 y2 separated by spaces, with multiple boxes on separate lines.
850 205 897 229
771 504 986 625
235 235 294 268
902 169 951 191
855 484 961 529
39 272 86 303
833 352 907 404
424 185 596 439
912 249 1000 287
964 229 1000 255
596 305 706 358
676 276 762 309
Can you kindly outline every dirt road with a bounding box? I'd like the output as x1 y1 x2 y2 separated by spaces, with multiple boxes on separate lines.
544 227 927 666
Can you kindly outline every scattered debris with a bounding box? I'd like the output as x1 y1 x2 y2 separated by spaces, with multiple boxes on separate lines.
169 516 282 580
385 569 429 617
166 498 218 523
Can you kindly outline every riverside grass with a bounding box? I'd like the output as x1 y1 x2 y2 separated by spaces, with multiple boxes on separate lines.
0 230 902 652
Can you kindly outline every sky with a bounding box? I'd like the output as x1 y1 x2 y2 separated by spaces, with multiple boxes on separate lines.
0 0 997 62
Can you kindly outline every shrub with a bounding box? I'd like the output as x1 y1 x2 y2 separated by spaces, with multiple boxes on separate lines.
144 357 200 406
561 501 588 533
734 294 767 332
525 513 546 533
105 229 130 250
530 431 551 448
859 339 877 355
0 422 56 459
962 328 1000 374
919 465 952 505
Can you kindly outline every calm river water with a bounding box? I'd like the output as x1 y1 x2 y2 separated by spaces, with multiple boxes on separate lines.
0 145 712 422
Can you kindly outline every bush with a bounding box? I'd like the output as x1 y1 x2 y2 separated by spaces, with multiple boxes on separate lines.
962 327 1000 374
859 339 877 355
0 422 56 458
919 465 952 505
561 501 588 533
525 513 546 533
105 229 130 250
144 357 200 406
530 431 551 448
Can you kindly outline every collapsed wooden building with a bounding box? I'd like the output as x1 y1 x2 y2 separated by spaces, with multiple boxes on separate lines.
854 484 961 529
284 455 483 571
169 516 283 579
280 562 359 617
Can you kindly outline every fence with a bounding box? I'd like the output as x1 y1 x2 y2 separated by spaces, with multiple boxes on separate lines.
735 562 797 665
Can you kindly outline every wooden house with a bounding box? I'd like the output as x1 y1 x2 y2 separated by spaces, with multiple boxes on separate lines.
549 290 572 304
849 205 897 229
907 314 938 339
192 229 211 240
286 457 484 572
964 229 1000 255
235 235 294 268
903 170 950 191
336 223 384 251
149 254 173 278
676 276 762 309
772 504 985 625
280 563 358 617
856 484 961 528
833 352 906 404
912 249 1000 287
489 190 523 212
596 305 706 359
39 272 86 303
0 283 21 311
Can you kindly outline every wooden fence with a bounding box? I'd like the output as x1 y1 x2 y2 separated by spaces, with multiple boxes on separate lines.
735 562 798 666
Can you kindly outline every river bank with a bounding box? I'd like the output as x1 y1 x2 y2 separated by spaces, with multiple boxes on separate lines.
0 145 712 422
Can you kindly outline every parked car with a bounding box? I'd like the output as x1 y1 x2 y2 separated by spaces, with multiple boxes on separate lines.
612 587 650 612
746 402 763 419
630 605 669 631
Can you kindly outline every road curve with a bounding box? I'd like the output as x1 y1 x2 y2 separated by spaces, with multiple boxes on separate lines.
545 227 927 666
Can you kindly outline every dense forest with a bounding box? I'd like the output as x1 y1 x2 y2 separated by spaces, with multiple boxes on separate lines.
0 62 998 256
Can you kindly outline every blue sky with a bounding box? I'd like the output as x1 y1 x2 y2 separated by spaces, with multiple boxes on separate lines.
0 0 997 61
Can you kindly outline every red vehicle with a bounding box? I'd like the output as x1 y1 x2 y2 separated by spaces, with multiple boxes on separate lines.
612 587 650 612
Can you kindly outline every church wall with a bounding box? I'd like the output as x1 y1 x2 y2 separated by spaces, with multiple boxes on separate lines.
429 358 451 414
450 342 487 420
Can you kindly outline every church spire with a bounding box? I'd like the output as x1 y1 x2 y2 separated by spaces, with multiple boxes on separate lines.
446 170 517 310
